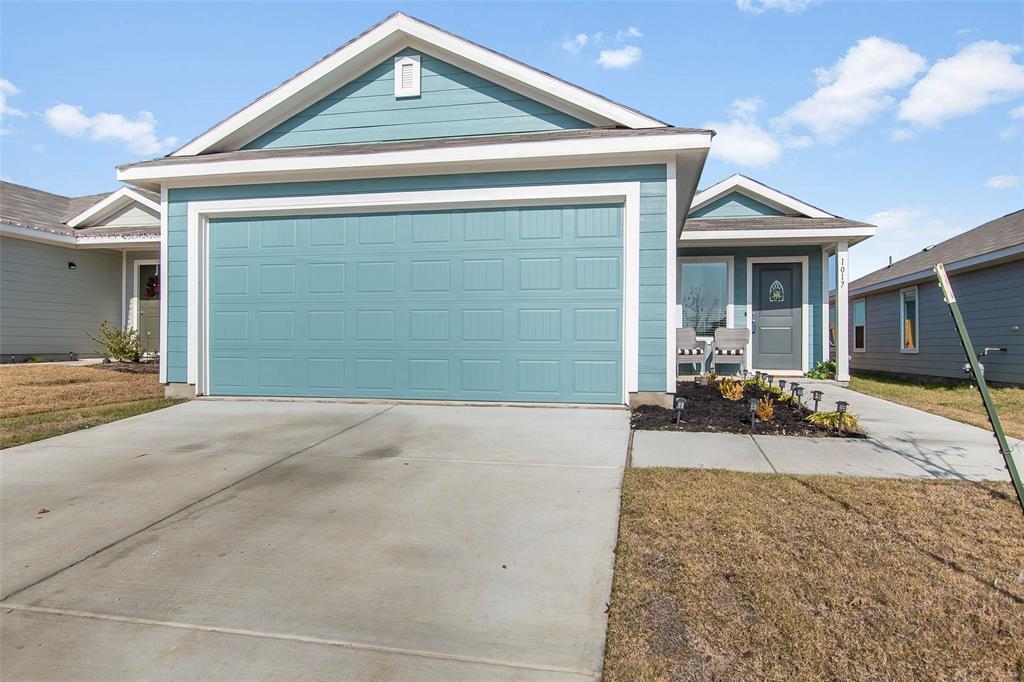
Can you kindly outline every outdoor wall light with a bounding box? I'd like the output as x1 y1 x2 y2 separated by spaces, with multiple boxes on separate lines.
674 396 687 429
811 390 823 411
67 262 76 270
836 400 849 434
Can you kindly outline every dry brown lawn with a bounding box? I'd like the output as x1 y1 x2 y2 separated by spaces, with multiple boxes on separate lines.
0 363 164 419
849 371 1024 440
605 468 1024 682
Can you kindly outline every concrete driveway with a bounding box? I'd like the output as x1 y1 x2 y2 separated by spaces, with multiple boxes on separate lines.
1 400 628 681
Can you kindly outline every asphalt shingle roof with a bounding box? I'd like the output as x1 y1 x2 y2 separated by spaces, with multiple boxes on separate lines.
850 209 1024 292
683 216 873 232
0 181 159 239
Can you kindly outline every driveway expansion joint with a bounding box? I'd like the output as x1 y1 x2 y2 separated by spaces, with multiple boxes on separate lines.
0 404 396 602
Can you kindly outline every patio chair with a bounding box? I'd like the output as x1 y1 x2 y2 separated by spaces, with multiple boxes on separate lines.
711 327 750 373
676 327 706 375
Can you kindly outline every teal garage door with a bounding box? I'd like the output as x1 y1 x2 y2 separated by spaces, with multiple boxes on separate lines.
208 204 623 403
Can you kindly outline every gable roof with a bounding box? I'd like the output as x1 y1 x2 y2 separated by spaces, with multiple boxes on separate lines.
66 186 160 228
0 181 160 240
689 174 833 219
850 209 1024 294
171 12 668 157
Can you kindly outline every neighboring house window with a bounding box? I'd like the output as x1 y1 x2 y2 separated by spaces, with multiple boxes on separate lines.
900 286 919 352
853 299 866 351
678 258 731 336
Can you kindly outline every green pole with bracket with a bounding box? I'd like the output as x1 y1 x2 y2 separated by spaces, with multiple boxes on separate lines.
934 262 1024 514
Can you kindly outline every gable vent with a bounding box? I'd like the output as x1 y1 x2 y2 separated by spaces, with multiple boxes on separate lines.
394 55 421 98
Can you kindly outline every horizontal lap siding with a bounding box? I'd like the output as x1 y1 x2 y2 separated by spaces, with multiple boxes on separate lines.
689 192 784 219
244 50 591 149
851 259 1024 384
167 165 669 392
677 245 825 366
0 236 121 357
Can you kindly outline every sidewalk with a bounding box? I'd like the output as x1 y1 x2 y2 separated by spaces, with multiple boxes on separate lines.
632 381 1018 481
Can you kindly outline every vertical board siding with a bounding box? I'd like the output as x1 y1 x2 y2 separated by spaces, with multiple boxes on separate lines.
244 49 592 149
167 165 668 395
851 260 1024 384
689 191 785 219
0 235 121 358
677 245 825 366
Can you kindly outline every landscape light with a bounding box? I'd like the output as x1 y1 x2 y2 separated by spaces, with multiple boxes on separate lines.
794 386 805 403
674 396 687 429
778 379 787 390
811 390 823 412
789 381 799 397
748 397 759 429
836 400 849 434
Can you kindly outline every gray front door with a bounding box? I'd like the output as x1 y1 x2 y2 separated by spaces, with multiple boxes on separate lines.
752 262 802 370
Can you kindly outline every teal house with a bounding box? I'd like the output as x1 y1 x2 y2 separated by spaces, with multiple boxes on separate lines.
116 13 873 405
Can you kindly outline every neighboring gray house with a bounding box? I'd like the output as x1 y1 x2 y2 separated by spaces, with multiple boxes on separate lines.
845 209 1024 385
0 181 162 361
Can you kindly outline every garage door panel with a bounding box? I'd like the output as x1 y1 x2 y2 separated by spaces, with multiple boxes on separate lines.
209 205 623 403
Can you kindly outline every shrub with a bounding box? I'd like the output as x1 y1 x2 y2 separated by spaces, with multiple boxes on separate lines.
701 371 718 384
87 321 141 363
23 355 44 363
806 410 860 433
807 360 837 380
718 378 744 401
756 396 774 422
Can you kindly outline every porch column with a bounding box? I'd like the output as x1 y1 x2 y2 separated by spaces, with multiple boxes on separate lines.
834 240 850 381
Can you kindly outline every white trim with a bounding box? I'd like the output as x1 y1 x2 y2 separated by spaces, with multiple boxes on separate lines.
130 259 160 333
689 174 833 218
122 133 711 184
835 241 849 380
185 182 642 403
66 187 161 228
745 256 811 373
159 186 168 384
0 222 159 248
394 54 421 98
899 285 920 354
120 251 127 330
665 162 677 392
679 227 874 243
0 222 76 245
821 248 830 364
852 298 866 352
676 255 735 335
171 13 665 156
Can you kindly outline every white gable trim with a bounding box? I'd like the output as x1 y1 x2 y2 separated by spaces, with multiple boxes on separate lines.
171 13 665 157
689 174 833 219
66 187 161 228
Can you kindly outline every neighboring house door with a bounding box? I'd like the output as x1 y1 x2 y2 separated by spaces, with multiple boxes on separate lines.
137 263 160 355
206 205 624 403
752 262 802 370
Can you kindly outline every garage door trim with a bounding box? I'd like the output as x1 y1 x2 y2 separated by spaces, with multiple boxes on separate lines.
187 182 642 402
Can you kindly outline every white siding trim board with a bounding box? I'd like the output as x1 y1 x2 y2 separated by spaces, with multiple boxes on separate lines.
185 182 644 403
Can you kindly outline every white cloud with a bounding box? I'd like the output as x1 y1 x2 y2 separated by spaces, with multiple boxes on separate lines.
737 0 819 14
854 207 959 279
986 174 1020 189
898 41 1024 127
777 37 926 142
999 124 1021 139
890 128 917 141
597 45 642 69
1010 104 1024 119
0 79 26 133
705 98 782 167
616 26 643 41
561 33 588 55
44 103 177 155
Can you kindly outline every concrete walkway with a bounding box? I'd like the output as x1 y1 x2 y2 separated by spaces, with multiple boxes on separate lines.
633 381 1018 481
2 400 628 681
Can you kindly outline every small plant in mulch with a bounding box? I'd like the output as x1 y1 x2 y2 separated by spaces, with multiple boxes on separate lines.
807 410 860 433
756 395 774 422
86 321 142 363
806 359 837 380
718 378 744 401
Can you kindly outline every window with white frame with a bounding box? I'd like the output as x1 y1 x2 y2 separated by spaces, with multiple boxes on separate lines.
900 286 918 352
853 299 866 351
678 258 730 336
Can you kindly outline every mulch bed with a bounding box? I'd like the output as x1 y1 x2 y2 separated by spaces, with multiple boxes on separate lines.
631 379 865 438
91 361 159 375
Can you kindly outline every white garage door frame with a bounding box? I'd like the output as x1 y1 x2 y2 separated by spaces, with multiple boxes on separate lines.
186 182 643 403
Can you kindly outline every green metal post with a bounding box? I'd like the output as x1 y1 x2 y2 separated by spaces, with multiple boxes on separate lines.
934 263 1024 514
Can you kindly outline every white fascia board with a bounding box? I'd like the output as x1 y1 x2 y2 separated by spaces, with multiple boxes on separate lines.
75 236 161 249
0 222 77 246
849 242 1024 297
171 13 664 157
66 187 161 228
1 222 159 249
679 226 875 243
122 132 712 185
689 174 833 219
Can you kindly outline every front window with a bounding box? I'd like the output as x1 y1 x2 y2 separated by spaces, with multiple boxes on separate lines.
900 287 918 352
679 259 729 336
853 299 866 351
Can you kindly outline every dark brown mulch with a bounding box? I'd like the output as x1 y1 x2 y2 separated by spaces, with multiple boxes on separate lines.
630 380 865 438
91 361 159 375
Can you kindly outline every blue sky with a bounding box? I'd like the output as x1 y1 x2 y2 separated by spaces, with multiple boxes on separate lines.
1 0 1022 278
